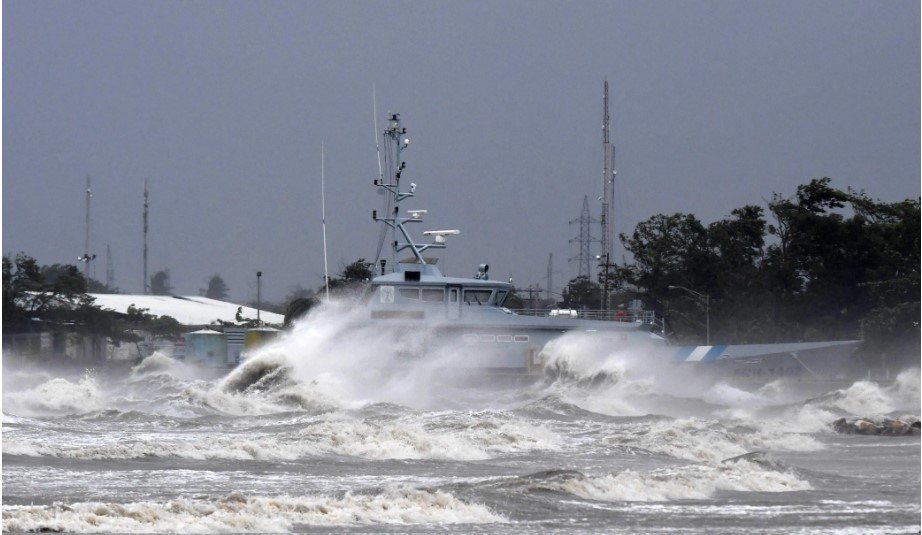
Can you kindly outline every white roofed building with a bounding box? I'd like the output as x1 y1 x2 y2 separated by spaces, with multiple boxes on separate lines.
88 294 284 328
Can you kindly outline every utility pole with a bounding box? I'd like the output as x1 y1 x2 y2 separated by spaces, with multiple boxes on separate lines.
546 253 553 303
78 175 96 279
520 285 544 313
143 180 149 294
85 175 91 278
257 271 262 326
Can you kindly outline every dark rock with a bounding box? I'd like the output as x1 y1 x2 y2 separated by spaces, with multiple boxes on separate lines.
832 417 921 436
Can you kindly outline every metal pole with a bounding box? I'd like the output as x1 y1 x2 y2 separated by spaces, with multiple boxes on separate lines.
597 253 610 312
256 271 262 326
604 253 610 313
85 175 92 279
143 180 149 294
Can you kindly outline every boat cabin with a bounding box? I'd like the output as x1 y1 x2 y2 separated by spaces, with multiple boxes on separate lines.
366 262 513 321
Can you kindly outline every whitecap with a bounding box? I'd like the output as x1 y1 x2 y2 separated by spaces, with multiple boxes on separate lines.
0 488 505 533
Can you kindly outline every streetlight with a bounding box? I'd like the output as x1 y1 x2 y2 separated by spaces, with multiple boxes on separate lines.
667 285 710 345
596 253 612 312
256 271 262 326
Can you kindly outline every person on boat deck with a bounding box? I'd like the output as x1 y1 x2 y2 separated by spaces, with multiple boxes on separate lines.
615 305 628 321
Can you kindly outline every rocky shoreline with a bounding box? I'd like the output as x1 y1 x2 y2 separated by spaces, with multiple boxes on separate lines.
832 417 921 436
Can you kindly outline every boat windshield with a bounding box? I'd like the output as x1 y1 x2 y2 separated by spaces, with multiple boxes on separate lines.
463 289 493 305
496 290 508 307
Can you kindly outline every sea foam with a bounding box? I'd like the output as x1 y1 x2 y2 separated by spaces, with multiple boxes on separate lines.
601 416 823 464
2 408 559 462
2 374 104 416
1 488 505 533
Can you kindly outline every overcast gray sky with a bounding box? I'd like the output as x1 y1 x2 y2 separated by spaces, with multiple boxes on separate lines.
3 1 919 304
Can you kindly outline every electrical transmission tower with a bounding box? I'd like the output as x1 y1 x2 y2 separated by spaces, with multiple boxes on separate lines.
569 196 597 278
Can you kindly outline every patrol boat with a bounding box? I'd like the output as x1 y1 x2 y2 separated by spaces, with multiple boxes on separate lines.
360 113 666 376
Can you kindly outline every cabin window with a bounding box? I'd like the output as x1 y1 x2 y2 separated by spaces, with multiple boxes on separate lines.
463 289 493 305
495 290 508 307
398 288 420 300
397 287 444 303
421 289 444 302
379 286 395 303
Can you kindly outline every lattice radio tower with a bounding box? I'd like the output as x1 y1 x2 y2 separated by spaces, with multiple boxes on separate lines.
599 80 616 270
569 195 597 278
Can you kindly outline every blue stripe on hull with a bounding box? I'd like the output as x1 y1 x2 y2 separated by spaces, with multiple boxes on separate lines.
673 346 729 362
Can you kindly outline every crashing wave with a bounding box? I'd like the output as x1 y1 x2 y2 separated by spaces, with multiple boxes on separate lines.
2 374 104 416
477 459 810 503
221 352 294 394
130 352 180 377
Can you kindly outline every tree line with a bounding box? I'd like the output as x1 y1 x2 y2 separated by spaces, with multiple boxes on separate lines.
4 178 918 368
557 177 918 368
2 255 183 344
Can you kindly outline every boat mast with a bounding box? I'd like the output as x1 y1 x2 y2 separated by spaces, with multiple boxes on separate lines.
372 113 452 270
321 142 330 301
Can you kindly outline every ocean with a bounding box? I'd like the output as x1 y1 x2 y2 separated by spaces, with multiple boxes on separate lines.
3 310 920 534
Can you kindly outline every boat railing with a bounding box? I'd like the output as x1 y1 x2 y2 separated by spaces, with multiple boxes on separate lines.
508 308 665 332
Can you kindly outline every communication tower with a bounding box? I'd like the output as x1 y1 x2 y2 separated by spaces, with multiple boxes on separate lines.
600 80 616 271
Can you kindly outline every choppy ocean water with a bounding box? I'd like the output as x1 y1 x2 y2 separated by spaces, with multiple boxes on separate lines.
3 311 920 533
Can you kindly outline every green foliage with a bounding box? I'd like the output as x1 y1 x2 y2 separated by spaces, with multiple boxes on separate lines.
3 255 182 345
559 276 601 310
3 253 89 331
150 270 173 296
87 277 118 293
617 177 919 368
284 296 318 328
323 258 374 298
503 288 526 310
125 305 183 337
283 285 315 310
202 274 229 300
621 213 710 296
